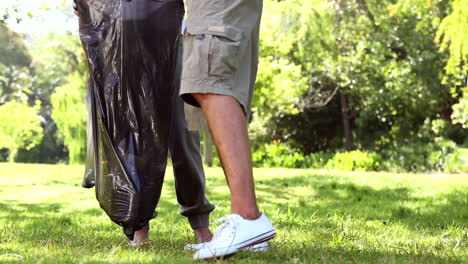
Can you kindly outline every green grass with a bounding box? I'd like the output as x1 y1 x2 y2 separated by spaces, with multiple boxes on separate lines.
0 163 467 263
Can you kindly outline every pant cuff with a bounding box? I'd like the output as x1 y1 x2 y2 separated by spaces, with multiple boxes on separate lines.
188 213 210 229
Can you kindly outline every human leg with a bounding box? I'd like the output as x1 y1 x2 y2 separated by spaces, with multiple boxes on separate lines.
180 0 264 219
129 224 150 246
170 41 215 242
180 0 276 259
192 94 260 220
169 110 214 242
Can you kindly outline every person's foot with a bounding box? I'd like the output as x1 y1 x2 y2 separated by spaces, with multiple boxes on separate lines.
194 227 213 243
193 213 276 260
128 225 150 247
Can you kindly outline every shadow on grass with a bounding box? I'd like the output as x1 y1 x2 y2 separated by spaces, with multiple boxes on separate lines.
0 196 201 263
0 197 188 246
2 245 462 264
207 173 468 229
0 171 466 263
0 202 63 219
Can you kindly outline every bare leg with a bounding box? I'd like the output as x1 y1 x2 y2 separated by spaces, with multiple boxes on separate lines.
194 227 213 243
131 225 150 246
192 93 261 220
131 225 212 245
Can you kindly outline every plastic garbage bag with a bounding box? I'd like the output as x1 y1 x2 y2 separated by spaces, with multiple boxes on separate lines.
76 0 185 239
82 79 96 189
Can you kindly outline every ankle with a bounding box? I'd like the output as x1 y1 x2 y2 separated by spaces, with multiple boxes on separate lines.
194 227 213 243
232 210 261 220
133 226 150 242
231 201 261 220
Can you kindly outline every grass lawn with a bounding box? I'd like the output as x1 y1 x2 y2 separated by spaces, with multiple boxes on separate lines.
0 163 467 263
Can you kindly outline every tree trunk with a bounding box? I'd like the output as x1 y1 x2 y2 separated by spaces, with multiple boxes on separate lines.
340 91 354 151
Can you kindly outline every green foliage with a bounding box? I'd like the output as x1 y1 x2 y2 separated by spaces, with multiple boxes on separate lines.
0 22 31 67
0 61 70 163
14 132 68 164
270 96 344 154
252 140 467 172
1 22 85 164
32 32 88 164
444 148 468 173
435 0 468 76
1 0 466 167
253 141 310 168
331 0 452 145
29 31 87 78
0 64 34 104
251 58 307 140
325 151 382 171
251 0 333 142
250 0 468 162
451 87 468 128
50 73 87 164
0 100 43 161
253 144 382 171
377 140 468 172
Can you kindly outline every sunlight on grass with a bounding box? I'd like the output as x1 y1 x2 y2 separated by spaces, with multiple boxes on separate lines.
0 163 467 263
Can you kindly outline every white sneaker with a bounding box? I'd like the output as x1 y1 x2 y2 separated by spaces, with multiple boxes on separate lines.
193 213 276 260
185 241 269 252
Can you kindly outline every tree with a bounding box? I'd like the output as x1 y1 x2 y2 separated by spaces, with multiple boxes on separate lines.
38 32 88 164
50 72 87 164
251 0 333 148
251 0 467 155
0 22 31 67
436 0 468 77
452 87 468 128
435 0 468 133
0 100 43 161
0 22 33 105
1 21 84 163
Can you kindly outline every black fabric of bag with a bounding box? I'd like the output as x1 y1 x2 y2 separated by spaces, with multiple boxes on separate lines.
77 0 185 240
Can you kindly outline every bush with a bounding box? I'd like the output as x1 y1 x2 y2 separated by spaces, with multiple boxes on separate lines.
325 151 382 171
380 142 439 172
444 148 468 173
382 139 463 172
304 152 334 169
250 140 467 173
0 101 43 162
252 142 380 171
252 141 309 168
50 73 87 164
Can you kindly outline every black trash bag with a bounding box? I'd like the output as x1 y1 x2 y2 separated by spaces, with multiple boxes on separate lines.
77 0 185 239
83 79 96 189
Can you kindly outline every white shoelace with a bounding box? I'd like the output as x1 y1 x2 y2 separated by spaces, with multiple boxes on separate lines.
209 215 239 245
